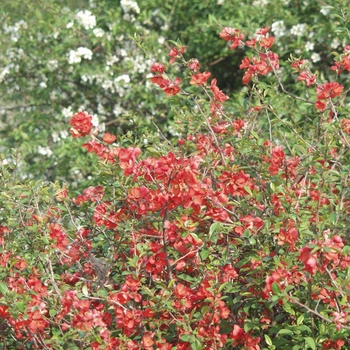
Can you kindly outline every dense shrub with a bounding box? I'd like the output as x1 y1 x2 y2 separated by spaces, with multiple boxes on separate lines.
1 10 350 347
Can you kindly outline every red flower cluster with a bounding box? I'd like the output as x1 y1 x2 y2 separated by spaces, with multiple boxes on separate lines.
219 27 244 50
331 45 350 74
69 111 93 138
315 82 344 111
168 46 186 64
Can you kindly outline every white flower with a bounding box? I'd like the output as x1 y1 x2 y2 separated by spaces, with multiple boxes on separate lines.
271 20 287 38
121 0 140 14
76 10 96 30
311 52 321 63
320 6 330 16
62 106 73 119
0 66 10 83
113 103 126 117
290 23 308 37
68 47 93 64
39 81 47 88
66 21 74 29
60 130 68 139
47 59 59 71
115 74 130 85
52 132 60 143
157 36 165 44
252 0 269 6
331 37 340 49
217 0 225 4
91 114 99 127
93 28 105 37
119 48 128 57
304 41 314 51
68 50 80 64
38 146 53 157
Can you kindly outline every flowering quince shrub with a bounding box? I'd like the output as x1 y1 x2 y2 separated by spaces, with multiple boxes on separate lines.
2 24 350 350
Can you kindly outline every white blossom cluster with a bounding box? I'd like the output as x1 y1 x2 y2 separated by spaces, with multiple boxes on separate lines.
290 23 308 37
121 0 140 14
121 0 140 22
3 20 28 42
47 59 59 72
311 53 321 63
93 28 105 37
38 146 53 157
76 10 96 30
271 21 287 38
304 41 314 52
68 47 93 64
320 6 331 16
252 0 269 6
52 130 69 143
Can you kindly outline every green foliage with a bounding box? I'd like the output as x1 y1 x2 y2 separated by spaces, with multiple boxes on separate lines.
1 0 350 348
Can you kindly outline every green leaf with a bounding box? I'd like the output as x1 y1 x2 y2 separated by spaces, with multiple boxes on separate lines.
200 249 211 260
271 281 281 295
277 328 294 336
304 337 316 350
16 302 25 313
0 282 8 295
297 314 304 325
264 334 273 346
82 285 89 297
209 222 220 242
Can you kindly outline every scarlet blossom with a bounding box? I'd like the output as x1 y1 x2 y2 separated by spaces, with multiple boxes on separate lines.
291 59 308 69
260 36 275 49
168 46 186 64
300 247 317 274
298 71 316 86
257 26 269 35
69 111 93 138
150 62 165 74
245 38 257 47
163 77 181 96
210 78 229 102
240 57 250 69
316 82 344 100
56 188 68 202
190 71 211 85
103 132 116 144
219 27 244 50
331 45 350 74
341 118 350 134
315 100 327 111
187 59 200 72
151 76 181 96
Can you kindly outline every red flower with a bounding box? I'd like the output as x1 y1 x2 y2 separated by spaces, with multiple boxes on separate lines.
316 82 344 100
190 71 211 86
341 118 350 134
219 27 244 50
187 59 200 72
103 132 116 144
260 36 275 49
298 71 316 86
163 77 181 96
69 111 93 138
150 62 165 74
210 78 229 102
257 26 269 35
240 57 250 70
168 46 186 64
315 100 327 111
